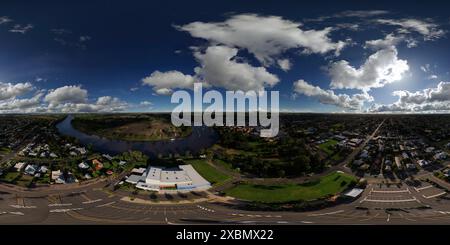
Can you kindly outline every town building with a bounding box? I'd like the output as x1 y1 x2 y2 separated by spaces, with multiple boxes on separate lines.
127 164 211 192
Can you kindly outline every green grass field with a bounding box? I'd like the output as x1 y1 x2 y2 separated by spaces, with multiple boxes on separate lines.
225 172 356 203
0 147 11 154
186 159 231 186
0 172 21 183
318 139 338 155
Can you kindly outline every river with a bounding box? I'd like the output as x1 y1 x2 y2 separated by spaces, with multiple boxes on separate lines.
56 115 219 158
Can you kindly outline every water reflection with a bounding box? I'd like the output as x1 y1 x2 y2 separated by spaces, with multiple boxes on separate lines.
56 115 218 158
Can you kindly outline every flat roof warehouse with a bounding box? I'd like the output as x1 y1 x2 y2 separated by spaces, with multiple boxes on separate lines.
125 164 211 192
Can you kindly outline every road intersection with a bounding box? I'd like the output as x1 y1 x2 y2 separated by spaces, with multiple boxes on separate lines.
2 176 450 225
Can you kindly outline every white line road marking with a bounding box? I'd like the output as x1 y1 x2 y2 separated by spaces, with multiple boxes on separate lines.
10 205 36 209
359 213 380 221
0 211 25 216
414 185 433 192
423 192 446 199
371 189 409 193
387 214 391 222
82 199 102 204
399 213 416 222
49 208 83 213
308 210 345 216
196 205 215 212
277 221 288 224
363 197 418 203
48 203 72 207
301 221 314 224
96 201 115 207
360 197 368 203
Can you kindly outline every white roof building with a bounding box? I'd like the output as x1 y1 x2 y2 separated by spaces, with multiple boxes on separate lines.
78 162 90 169
39 165 48 173
126 174 144 184
52 170 65 184
417 159 429 167
135 165 211 192
131 167 146 175
14 162 26 171
344 188 364 198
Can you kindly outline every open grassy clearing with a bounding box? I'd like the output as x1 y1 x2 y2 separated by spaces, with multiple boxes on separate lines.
186 159 231 186
318 139 338 155
224 171 356 203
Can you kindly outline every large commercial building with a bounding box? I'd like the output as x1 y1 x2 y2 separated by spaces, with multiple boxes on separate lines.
125 164 211 192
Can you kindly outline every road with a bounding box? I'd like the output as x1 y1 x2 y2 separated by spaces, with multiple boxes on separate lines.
2 175 450 225
337 118 385 171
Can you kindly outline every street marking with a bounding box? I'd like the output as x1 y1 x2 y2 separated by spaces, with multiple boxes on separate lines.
414 185 433 192
371 189 409 193
82 199 102 204
308 210 344 216
301 221 314 224
196 205 215 213
48 203 72 207
359 197 368 203
359 213 380 221
49 208 83 213
423 192 446 199
9 211 25 216
96 201 115 207
387 214 390 222
362 197 418 203
10 205 36 209
399 213 416 222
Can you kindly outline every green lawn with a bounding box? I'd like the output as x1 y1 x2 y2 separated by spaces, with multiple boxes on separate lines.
225 172 357 203
318 139 338 155
331 152 344 162
186 159 231 186
0 147 11 155
0 172 21 183
213 159 238 173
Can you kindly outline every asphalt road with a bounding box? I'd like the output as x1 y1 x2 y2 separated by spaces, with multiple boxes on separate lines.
2 178 450 225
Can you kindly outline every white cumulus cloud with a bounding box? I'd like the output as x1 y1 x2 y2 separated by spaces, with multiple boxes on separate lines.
178 13 346 65
293 79 372 110
44 85 88 105
0 82 33 100
370 81 450 112
329 46 409 91
193 45 279 91
376 18 445 40
141 70 195 95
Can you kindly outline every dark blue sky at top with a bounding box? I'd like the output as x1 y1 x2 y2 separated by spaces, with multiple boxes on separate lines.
1 0 450 112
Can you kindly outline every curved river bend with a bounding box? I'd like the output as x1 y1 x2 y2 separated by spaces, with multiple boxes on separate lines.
56 115 219 158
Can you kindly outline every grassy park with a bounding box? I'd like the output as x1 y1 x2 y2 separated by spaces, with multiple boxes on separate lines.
186 159 231 186
225 171 356 203
318 139 338 155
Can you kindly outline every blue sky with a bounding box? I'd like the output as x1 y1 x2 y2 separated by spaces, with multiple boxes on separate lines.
1 0 450 113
